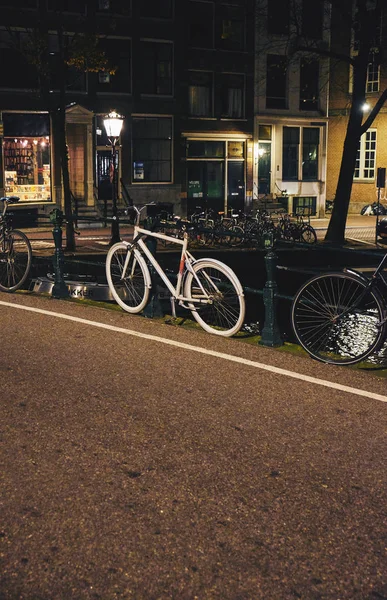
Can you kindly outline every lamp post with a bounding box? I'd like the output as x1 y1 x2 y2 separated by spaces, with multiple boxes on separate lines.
103 111 124 245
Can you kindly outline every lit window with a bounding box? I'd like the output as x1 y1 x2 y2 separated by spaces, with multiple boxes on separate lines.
188 71 213 117
366 60 380 93
354 130 376 180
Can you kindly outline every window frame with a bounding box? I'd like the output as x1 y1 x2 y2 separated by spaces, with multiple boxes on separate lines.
132 115 173 184
188 70 213 118
266 54 288 109
220 72 245 119
139 39 173 97
282 126 320 182
354 129 377 181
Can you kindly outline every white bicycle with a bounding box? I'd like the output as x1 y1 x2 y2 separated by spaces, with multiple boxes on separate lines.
105 205 245 337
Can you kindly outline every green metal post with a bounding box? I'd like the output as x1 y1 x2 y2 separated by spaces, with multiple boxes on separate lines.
50 208 69 299
259 232 283 347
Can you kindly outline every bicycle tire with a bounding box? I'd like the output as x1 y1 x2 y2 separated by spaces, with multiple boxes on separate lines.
184 259 245 337
0 229 32 292
291 272 386 365
300 225 317 244
106 242 151 313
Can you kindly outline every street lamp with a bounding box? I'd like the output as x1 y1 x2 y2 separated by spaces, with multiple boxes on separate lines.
103 110 124 245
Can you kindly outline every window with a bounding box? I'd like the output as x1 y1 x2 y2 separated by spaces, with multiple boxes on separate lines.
266 55 287 109
96 37 131 93
283 127 319 181
218 5 245 50
354 130 376 180
0 29 39 88
302 128 319 180
47 0 86 12
366 58 380 93
292 197 317 216
221 74 244 119
0 0 36 6
97 0 131 14
132 117 172 183
283 127 299 180
139 0 172 19
140 41 172 95
188 1 214 48
300 59 319 110
268 0 289 35
188 71 213 117
187 141 224 158
48 33 87 92
301 0 323 39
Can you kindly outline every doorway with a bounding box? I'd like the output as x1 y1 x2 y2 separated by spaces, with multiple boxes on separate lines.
187 162 224 216
227 161 245 214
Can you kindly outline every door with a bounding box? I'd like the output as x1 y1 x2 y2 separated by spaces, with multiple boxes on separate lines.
227 161 245 214
187 162 224 216
258 142 271 194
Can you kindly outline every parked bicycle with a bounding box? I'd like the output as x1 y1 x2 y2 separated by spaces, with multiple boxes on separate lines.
105 203 245 337
0 196 32 292
291 252 387 365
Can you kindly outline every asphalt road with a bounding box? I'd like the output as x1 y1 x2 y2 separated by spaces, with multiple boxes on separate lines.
1 294 387 600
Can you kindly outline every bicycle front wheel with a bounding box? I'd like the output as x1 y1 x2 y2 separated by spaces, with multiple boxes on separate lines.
106 242 150 313
184 259 245 336
300 225 317 244
0 229 32 292
291 273 386 365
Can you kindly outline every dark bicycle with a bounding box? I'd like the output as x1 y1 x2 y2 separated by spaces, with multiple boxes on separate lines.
0 196 32 292
291 253 387 365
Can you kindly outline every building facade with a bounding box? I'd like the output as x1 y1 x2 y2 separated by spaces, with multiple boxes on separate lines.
0 0 255 223
254 0 331 217
327 0 387 214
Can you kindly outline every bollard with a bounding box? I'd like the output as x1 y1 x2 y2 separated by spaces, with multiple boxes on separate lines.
142 236 164 318
49 208 69 299
259 232 283 347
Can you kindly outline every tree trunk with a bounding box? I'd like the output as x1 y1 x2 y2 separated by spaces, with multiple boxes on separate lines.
57 26 76 252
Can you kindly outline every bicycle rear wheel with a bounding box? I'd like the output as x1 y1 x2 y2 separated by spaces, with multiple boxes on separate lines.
291 272 386 365
106 242 150 313
0 229 32 292
184 259 245 336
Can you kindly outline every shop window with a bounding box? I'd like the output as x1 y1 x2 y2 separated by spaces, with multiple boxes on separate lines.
218 5 245 50
301 0 323 39
292 197 317 216
188 71 213 117
3 116 51 202
354 129 376 180
283 127 319 181
221 74 244 119
96 37 131 94
300 59 319 110
0 28 39 89
266 55 287 109
268 0 289 35
139 0 172 19
132 116 172 183
187 141 224 158
188 1 214 48
140 41 172 96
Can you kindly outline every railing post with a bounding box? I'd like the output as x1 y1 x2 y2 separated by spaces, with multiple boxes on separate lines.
259 232 283 347
49 208 69 299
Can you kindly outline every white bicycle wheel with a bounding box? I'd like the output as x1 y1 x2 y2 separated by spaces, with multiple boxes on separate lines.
184 259 245 337
106 242 151 313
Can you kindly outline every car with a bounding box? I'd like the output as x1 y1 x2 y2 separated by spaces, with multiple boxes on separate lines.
377 217 387 243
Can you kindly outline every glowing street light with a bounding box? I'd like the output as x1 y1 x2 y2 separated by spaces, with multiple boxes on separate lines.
103 111 125 245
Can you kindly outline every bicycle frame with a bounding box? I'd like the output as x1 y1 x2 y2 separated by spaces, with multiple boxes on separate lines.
122 225 217 306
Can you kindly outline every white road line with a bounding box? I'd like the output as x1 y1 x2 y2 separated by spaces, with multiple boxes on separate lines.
1 299 386 404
